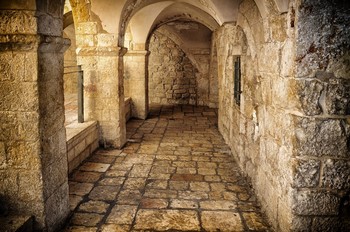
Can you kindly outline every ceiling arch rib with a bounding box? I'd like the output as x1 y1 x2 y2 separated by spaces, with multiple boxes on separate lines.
129 0 223 25
129 1 174 47
129 1 219 47
152 2 219 31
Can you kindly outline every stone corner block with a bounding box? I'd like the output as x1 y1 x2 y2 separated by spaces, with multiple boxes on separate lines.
293 158 320 188
292 190 340 216
293 117 350 158
321 159 350 190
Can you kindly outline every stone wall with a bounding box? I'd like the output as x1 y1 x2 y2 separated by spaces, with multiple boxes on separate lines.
63 24 78 95
292 0 350 230
75 21 126 148
208 41 219 108
0 0 69 230
214 0 350 231
149 32 198 105
214 0 297 230
124 50 149 119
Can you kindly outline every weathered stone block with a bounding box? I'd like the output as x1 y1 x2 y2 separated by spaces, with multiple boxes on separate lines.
6 141 40 170
42 157 68 199
292 190 340 216
76 22 98 35
76 34 95 47
312 216 342 232
258 43 280 74
326 79 350 115
0 112 39 141
97 33 118 47
293 159 320 188
296 79 323 115
44 181 69 231
37 14 62 36
322 159 350 190
294 117 350 157
0 142 6 169
291 216 312 232
0 10 37 34
296 1 350 77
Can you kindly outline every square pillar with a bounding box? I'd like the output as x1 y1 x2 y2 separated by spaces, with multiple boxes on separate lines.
124 50 149 119
76 24 126 148
0 7 69 231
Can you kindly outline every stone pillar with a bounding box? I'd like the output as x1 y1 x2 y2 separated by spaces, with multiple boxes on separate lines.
124 50 149 119
76 22 126 148
0 2 69 231
292 1 350 230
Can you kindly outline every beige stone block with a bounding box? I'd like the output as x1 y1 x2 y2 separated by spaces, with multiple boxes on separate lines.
0 82 39 111
74 139 86 157
0 52 25 82
97 33 118 47
0 10 37 34
201 211 244 231
76 34 95 47
76 22 98 35
280 39 295 77
134 209 200 231
6 141 40 169
71 213 103 227
258 43 281 74
106 205 137 224
18 170 43 202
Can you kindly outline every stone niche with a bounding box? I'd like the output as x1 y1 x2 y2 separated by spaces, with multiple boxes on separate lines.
149 31 197 105
148 21 213 107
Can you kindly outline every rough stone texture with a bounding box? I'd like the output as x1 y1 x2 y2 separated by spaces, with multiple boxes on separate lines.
63 24 78 95
294 117 350 157
292 191 340 216
0 3 69 231
214 1 296 230
134 209 200 231
75 21 126 148
149 32 198 106
293 159 320 188
123 50 149 119
292 1 350 229
201 211 244 231
64 105 271 231
322 159 350 190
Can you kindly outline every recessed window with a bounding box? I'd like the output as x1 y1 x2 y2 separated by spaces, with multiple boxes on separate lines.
234 56 241 106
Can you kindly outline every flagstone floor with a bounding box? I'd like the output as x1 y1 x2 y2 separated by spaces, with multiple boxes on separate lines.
64 104 271 232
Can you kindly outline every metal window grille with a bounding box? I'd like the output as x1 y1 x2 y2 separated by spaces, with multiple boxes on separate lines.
234 57 241 106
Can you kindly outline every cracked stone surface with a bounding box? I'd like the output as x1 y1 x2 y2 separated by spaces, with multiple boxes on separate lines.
64 105 271 231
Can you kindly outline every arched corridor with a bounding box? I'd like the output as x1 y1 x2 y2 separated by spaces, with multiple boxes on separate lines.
65 105 271 231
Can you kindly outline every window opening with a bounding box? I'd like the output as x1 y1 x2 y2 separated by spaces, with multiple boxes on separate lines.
234 56 241 106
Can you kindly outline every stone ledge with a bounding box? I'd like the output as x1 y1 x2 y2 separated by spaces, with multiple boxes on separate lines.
0 215 33 232
66 121 99 173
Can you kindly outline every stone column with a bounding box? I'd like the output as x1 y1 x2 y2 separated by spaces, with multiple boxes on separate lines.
0 3 69 231
124 50 149 119
76 22 126 148
292 1 350 230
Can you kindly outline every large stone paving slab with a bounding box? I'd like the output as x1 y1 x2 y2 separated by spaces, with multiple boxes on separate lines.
134 209 200 231
64 105 271 231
